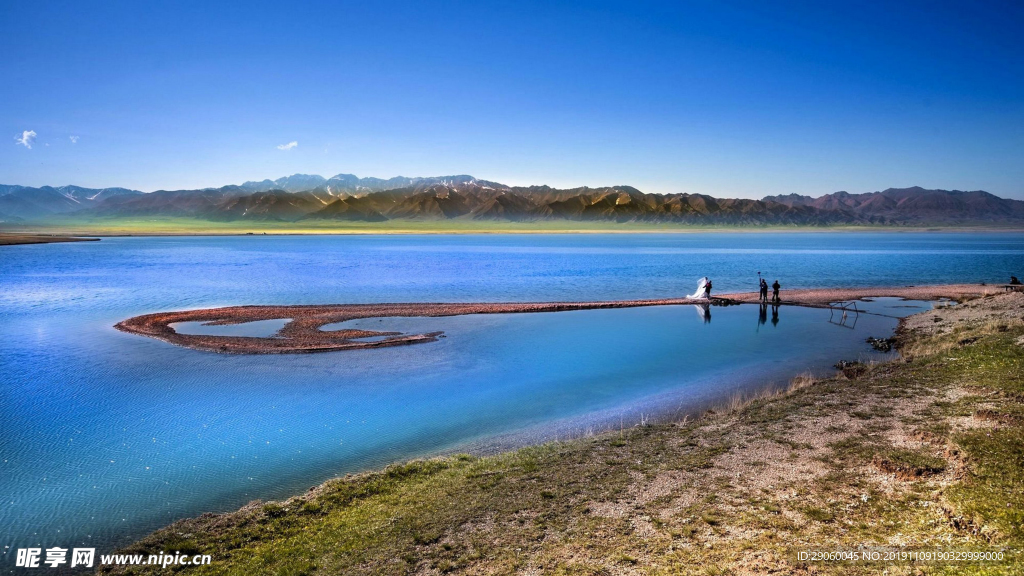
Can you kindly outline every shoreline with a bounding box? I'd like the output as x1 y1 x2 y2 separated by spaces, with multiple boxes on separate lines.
0 233 100 246
115 283 1004 354
100 291 1024 574
5 225 1024 237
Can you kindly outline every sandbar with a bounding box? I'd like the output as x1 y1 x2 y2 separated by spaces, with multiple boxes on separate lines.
113 283 1005 354
0 233 100 246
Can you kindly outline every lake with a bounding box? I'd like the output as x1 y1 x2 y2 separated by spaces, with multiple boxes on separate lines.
1 232 1022 557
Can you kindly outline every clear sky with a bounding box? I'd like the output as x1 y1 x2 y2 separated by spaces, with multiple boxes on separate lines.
3 0 1023 198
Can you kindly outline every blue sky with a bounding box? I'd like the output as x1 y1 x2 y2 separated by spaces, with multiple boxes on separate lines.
3 0 1023 198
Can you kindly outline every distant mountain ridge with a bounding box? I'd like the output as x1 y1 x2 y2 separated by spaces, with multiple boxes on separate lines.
762 187 1024 223
0 184 140 220
1 175 1022 226
238 174 484 195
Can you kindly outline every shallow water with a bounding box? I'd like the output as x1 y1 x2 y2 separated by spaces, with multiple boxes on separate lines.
171 319 290 337
1 232 1021 557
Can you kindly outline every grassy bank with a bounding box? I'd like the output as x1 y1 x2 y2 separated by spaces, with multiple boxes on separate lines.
4 217 1023 236
101 294 1024 575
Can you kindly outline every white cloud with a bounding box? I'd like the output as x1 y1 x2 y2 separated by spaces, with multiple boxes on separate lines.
69 135 79 144
277 141 298 150
15 130 36 149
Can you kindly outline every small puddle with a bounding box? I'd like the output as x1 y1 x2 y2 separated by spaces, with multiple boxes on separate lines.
320 316 438 334
826 297 938 318
170 318 290 338
348 335 393 342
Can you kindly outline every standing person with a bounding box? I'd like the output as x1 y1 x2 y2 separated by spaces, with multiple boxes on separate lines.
688 277 709 299
771 280 781 303
759 278 769 302
704 278 713 299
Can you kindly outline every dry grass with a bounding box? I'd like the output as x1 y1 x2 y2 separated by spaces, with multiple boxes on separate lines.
718 372 817 416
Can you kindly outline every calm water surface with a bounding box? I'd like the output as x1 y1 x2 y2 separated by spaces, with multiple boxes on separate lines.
1 232 1022 557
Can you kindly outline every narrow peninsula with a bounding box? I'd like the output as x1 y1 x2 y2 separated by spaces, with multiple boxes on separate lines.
115 284 1004 354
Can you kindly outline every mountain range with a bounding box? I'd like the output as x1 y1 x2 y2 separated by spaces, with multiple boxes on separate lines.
2 175 1023 226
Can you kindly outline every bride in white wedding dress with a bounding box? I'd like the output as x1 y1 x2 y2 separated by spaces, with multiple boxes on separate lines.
688 277 710 299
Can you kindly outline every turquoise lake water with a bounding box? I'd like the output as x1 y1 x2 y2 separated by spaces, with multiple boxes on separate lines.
1 232 1023 558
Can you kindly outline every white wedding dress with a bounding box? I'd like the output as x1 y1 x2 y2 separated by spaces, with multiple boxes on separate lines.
688 277 710 299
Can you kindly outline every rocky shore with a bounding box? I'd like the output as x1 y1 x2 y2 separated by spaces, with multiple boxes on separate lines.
725 283 1005 305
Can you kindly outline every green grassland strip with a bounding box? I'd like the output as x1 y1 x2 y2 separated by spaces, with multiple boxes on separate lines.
5 216 1022 236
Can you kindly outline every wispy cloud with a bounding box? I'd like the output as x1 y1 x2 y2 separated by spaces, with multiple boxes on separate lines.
69 135 79 144
15 130 36 149
277 141 298 150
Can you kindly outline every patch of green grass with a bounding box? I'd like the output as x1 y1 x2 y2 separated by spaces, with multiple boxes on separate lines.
700 513 721 526
872 447 946 479
2 216 899 236
946 429 1024 542
800 506 834 523
827 435 883 463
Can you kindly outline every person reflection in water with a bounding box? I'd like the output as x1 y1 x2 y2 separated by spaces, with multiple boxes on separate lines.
771 303 780 327
693 303 712 323
758 302 768 326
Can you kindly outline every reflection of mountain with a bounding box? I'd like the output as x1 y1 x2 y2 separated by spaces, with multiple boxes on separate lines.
2 176 1023 226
